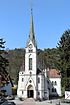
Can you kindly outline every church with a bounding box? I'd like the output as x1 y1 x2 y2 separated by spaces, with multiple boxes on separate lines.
17 9 61 100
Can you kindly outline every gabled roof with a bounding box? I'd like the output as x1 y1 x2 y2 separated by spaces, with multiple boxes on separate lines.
48 69 61 78
37 68 42 75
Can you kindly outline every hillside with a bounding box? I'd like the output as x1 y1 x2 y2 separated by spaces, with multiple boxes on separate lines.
6 48 25 84
6 48 59 84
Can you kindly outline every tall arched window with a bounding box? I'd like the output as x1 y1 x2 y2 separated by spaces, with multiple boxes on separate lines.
29 58 32 70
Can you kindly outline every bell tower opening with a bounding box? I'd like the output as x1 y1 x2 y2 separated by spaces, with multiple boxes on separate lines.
27 85 34 98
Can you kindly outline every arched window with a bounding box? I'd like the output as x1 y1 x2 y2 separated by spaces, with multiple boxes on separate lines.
52 88 54 92
22 78 24 82
52 88 56 92
29 58 32 70
38 91 40 95
38 77 40 83
52 81 54 85
52 81 57 85
54 88 56 92
55 81 57 85
22 91 24 94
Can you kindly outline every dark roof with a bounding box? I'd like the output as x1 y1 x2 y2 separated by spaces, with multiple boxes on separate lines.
36 68 42 74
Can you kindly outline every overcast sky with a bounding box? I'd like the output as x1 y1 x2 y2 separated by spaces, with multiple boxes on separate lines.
0 0 70 49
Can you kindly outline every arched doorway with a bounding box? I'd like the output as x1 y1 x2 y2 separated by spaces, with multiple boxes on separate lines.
27 85 34 98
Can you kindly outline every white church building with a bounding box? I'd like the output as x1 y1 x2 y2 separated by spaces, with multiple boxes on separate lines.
17 10 61 100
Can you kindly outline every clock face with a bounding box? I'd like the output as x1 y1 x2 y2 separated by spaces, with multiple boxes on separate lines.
29 44 32 48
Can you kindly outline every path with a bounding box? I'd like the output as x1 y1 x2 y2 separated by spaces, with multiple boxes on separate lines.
10 98 70 105
23 98 36 105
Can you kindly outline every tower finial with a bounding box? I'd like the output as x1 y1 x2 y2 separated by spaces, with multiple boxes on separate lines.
30 0 33 15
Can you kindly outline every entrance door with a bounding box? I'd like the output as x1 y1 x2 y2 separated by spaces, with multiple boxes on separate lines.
27 90 34 98
27 85 34 98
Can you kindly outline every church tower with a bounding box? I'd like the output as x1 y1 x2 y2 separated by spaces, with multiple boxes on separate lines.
24 9 37 98
25 9 37 75
17 8 38 99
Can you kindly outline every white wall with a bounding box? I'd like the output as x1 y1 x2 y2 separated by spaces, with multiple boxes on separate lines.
49 78 61 96
37 74 45 99
17 71 37 98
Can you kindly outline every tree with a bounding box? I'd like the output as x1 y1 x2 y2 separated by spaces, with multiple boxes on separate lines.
57 29 70 90
7 48 25 84
0 38 13 89
44 48 60 69
37 48 60 70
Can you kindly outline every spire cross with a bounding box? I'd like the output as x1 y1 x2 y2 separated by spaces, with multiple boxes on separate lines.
30 0 33 15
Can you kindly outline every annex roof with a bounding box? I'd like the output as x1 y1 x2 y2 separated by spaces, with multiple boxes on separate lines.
48 69 61 78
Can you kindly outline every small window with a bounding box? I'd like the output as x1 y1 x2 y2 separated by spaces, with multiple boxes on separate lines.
52 81 54 85
55 81 57 85
38 77 40 83
29 80 32 83
30 72 32 76
38 92 40 95
22 91 24 94
29 49 33 53
52 88 54 92
52 81 57 85
22 78 24 82
47 80 49 84
54 88 56 92
52 88 56 92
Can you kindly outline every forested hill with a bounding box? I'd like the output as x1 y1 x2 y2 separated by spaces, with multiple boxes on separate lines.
6 48 25 83
6 48 59 84
1 29 70 94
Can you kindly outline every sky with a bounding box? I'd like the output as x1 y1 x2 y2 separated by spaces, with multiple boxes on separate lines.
0 0 70 50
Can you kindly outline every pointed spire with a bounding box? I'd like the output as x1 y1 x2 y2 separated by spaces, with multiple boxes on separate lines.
29 0 35 41
26 7 37 47
29 8 35 40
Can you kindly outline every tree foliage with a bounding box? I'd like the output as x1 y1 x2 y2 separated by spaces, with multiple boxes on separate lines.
0 38 13 89
7 48 25 84
57 29 70 89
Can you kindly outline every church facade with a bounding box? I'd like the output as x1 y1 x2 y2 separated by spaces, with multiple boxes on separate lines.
17 11 61 100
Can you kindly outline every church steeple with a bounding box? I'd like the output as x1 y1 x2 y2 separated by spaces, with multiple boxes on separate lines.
29 9 34 41
26 8 37 47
